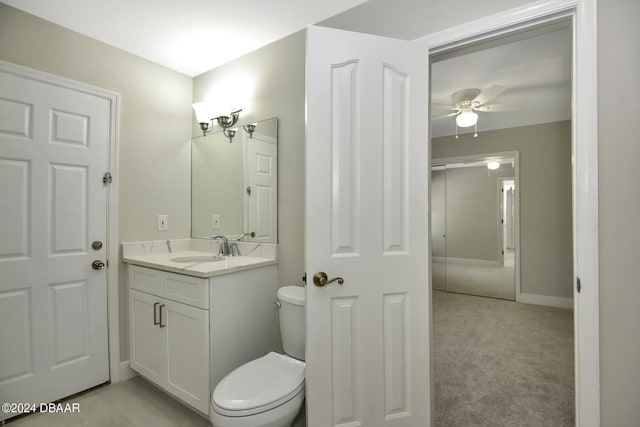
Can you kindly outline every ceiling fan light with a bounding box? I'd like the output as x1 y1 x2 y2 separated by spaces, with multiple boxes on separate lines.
456 109 478 128
487 161 501 170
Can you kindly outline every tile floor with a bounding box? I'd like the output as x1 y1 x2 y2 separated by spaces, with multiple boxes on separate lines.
6 376 212 427
6 376 307 427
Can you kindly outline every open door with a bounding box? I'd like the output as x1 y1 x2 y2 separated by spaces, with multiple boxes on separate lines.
305 26 430 426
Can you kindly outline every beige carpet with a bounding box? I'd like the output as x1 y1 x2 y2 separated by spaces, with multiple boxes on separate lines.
433 290 574 426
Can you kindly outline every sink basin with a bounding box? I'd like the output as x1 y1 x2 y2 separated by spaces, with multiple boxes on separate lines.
170 255 225 263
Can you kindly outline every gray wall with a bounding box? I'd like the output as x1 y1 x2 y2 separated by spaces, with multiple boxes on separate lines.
598 0 640 423
0 3 194 361
433 122 573 299
192 32 306 289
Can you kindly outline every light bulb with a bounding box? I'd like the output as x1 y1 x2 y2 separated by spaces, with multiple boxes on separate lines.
456 108 478 128
487 161 500 170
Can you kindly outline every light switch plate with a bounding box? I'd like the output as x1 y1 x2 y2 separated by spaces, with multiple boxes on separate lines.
157 214 169 231
212 214 221 229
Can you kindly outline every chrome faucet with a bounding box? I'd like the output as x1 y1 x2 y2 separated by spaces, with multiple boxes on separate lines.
237 231 255 241
210 235 228 256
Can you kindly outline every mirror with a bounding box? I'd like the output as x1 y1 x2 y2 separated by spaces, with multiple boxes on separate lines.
191 117 278 243
431 156 516 300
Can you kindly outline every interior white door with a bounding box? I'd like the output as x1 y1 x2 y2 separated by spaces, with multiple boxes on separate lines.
305 26 430 427
245 130 277 242
0 65 110 420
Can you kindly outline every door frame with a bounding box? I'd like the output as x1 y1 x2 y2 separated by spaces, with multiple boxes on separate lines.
497 176 516 268
418 0 599 424
0 60 122 384
432 151 521 301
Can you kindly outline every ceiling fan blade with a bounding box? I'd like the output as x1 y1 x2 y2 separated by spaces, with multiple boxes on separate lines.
432 112 458 120
473 85 507 106
473 104 514 112
432 102 457 111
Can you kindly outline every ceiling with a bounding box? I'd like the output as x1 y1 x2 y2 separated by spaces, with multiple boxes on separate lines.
1 0 368 76
431 24 572 138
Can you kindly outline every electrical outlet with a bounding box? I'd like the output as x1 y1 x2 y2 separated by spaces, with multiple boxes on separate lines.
211 214 221 229
157 214 169 231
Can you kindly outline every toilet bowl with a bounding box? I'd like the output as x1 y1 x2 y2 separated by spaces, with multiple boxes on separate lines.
210 286 306 427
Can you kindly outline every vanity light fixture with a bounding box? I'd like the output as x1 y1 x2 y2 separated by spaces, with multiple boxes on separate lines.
223 128 237 143
192 102 242 137
243 123 257 138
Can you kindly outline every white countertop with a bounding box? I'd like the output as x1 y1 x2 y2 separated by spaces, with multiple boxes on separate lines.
122 239 278 278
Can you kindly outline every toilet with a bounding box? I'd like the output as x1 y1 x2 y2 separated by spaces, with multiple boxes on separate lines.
210 286 306 427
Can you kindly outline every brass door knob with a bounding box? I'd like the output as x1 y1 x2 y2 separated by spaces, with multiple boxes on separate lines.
92 260 106 270
313 272 344 287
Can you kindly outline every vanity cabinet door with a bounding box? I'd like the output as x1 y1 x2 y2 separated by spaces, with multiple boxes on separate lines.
129 289 164 386
128 265 211 416
162 299 210 414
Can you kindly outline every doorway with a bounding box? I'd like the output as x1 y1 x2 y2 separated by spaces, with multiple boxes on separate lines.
428 18 576 426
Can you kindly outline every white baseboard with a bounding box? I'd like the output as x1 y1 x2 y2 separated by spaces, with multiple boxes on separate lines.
116 360 138 383
519 292 573 309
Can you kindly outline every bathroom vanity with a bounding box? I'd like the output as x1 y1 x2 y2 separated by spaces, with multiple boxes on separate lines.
122 239 279 415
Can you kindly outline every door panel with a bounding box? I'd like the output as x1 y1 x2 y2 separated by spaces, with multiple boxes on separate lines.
49 164 88 254
306 26 430 427
0 159 29 258
0 65 110 420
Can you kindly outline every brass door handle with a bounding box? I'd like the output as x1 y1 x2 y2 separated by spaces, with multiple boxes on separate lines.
313 272 344 287
92 260 106 270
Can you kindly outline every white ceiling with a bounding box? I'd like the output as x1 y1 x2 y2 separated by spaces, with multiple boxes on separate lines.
2 0 368 76
431 25 572 138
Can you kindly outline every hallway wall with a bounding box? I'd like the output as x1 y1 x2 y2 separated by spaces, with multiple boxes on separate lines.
433 121 573 300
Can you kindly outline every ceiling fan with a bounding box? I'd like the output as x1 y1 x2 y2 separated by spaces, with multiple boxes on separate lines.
433 86 509 138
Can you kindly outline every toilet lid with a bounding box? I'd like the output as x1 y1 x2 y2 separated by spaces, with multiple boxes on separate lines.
213 352 305 415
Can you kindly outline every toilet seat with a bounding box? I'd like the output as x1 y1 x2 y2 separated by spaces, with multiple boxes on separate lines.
212 352 305 417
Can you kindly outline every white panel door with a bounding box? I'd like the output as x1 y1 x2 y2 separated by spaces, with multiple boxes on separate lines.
0 66 110 420
245 131 277 242
305 26 430 427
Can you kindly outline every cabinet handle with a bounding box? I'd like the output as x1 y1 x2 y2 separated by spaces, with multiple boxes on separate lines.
159 304 166 328
153 302 160 325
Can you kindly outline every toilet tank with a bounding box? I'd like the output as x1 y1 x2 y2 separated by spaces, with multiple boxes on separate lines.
277 286 306 361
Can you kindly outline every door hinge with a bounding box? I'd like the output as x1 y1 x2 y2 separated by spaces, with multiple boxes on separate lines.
576 277 581 293
103 172 113 185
